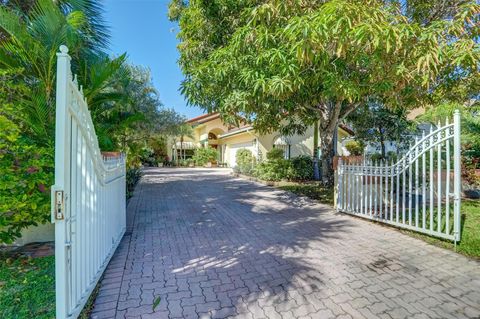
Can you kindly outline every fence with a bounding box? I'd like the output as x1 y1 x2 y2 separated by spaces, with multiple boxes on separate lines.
52 46 126 319
337 111 461 243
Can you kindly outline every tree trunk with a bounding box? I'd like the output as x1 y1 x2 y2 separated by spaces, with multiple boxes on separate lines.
180 137 184 161
379 130 386 159
316 100 358 186
313 120 320 180
320 130 335 186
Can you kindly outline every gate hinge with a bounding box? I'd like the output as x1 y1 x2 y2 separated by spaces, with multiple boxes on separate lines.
55 190 65 220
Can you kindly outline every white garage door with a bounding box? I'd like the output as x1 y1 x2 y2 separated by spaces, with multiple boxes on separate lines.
228 142 255 167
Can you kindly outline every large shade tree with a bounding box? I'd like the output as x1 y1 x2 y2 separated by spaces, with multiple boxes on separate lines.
347 104 414 159
170 0 480 185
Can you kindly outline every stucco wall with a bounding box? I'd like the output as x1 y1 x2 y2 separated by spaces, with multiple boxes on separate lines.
197 118 230 142
12 223 55 246
289 126 315 157
256 132 276 160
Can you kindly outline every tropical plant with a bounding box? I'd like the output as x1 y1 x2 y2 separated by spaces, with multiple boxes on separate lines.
0 1 185 242
173 123 194 163
344 140 364 156
0 71 53 243
266 148 285 161
235 149 255 175
170 0 480 185
290 155 314 181
0 0 112 144
192 147 218 166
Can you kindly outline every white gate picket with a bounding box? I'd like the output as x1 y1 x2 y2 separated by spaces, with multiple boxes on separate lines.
337 111 461 243
52 45 126 319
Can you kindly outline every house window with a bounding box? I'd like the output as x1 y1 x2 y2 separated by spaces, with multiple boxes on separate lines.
273 136 291 159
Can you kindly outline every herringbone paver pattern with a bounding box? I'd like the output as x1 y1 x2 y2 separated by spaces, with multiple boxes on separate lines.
91 168 480 319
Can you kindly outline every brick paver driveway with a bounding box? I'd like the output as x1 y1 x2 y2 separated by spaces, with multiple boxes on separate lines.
92 168 480 319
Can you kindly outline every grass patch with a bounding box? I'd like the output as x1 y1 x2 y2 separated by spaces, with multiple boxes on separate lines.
0 255 55 319
401 199 480 259
277 182 334 206
0 253 103 319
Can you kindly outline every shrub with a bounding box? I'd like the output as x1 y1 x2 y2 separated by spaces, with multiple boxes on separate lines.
235 149 255 174
290 155 314 180
126 167 142 199
139 147 157 166
0 73 54 243
369 153 383 162
178 159 194 167
266 148 285 160
345 140 363 156
193 147 218 166
254 159 294 181
386 151 398 163
0 114 54 243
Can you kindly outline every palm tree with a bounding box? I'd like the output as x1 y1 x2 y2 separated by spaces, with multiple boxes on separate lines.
175 123 194 164
0 0 117 144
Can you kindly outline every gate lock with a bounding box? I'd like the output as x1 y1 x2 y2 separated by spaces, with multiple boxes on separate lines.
55 190 65 220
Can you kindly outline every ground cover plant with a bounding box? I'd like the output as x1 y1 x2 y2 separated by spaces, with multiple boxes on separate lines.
0 255 55 318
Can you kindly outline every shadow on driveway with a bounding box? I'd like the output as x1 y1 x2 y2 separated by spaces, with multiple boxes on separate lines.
91 168 480 319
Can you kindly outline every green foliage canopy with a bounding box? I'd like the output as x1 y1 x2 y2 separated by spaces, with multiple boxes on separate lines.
171 0 480 184
347 104 414 158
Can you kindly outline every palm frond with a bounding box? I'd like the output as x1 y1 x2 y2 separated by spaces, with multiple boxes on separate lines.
57 0 110 52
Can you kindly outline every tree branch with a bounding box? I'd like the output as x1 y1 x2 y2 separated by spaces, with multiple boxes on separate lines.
339 102 360 120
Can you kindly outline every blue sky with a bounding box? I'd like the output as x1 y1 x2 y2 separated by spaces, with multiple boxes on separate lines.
103 0 203 119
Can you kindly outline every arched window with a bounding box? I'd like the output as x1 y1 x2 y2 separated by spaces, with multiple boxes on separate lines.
273 136 291 159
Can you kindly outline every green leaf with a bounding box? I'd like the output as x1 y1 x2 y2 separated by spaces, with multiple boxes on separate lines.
152 296 161 311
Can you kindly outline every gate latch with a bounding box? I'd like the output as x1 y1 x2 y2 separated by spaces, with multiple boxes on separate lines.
55 191 65 220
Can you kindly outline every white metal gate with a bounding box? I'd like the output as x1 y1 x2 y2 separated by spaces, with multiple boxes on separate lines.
337 111 461 242
52 46 126 319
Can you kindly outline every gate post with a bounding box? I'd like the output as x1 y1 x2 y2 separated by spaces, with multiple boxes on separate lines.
453 110 461 243
52 45 72 319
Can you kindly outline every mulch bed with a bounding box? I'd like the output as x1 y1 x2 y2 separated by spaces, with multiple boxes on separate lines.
0 241 54 259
